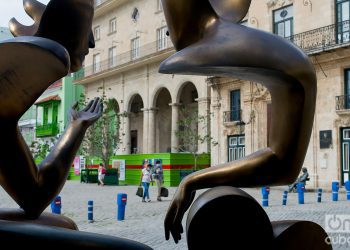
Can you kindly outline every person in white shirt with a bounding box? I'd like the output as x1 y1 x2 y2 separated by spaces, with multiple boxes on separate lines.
141 164 152 202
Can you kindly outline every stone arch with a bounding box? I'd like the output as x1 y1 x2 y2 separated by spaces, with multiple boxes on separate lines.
176 81 199 153
127 94 144 154
153 87 172 153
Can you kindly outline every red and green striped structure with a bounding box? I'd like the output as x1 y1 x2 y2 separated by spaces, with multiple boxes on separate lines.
83 153 210 186
110 153 210 186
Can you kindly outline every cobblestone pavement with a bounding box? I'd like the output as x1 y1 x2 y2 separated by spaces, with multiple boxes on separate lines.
0 181 349 249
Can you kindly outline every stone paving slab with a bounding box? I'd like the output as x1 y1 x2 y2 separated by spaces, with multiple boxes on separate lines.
0 181 349 249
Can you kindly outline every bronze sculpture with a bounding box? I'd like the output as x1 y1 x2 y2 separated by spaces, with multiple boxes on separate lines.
160 0 331 248
0 0 151 248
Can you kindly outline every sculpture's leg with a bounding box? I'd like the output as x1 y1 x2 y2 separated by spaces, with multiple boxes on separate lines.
186 186 274 249
0 220 153 250
186 187 332 250
0 209 78 230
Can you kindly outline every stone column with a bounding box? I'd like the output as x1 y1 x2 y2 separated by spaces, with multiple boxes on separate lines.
148 108 157 153
124 112 131 154
170 103 181 153
141 108 149 154
196 97 211 153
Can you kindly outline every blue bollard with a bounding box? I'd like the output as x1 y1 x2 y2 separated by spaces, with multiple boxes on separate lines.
297 183 305 204
345 181 350 201
332 180 339 201
117 193 127 221
88 200 94 223
282 191 288 206
317 188 322 203
50 196 61 214
261 187 270 207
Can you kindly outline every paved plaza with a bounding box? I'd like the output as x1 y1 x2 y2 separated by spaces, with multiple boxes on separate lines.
0 181 349 249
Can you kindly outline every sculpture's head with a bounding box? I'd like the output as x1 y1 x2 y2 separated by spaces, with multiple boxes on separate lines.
161 0 251 51
9 0 95 72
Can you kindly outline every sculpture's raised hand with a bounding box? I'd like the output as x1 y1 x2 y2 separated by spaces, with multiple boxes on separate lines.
70 97 103 127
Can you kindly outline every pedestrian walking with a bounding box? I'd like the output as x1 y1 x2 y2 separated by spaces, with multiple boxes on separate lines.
153 160 164 201
98 163 106 186
141 164 152 202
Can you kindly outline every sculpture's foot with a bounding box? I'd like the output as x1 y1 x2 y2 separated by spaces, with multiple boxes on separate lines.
186 186 274 249
272 220 331 250
186 187 331 250
0 208 77 230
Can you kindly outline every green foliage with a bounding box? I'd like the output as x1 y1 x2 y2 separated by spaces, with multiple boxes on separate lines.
79 86 124 167
175 106 217 170
29 137 57 161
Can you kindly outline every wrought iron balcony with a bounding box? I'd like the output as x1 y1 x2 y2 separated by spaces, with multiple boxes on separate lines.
286 20 350 54
36 123 59 137
336 94 350 111
223 110 242 123
74 37 173 81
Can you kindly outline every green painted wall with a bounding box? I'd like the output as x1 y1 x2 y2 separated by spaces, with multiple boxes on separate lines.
83 153 210 187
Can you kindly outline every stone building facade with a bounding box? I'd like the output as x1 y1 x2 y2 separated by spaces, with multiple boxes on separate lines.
75 0 350 189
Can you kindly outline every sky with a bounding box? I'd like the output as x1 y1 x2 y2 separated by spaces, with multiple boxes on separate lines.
0 0 50 28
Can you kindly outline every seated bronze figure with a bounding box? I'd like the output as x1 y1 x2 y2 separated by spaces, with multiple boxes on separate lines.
159 0 330 249
0 0 151 248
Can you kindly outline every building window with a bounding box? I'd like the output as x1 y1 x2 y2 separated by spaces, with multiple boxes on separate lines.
273 5 293 38
94 26 100 41
344 69 350 109
109 46 117 68
131 37 140 60
228 135 245 162
109 18 117 34
157 0 163 11
93 53 101 73
230 90 241 121
337 0 350 43
157 26 168 50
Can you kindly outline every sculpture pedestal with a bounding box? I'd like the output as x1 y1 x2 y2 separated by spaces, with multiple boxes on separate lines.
187 187 331 250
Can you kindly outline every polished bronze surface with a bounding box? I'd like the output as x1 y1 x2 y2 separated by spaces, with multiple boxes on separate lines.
186 187 331 250
0 0 99 219
0 220 152 249
0 209 78 230
271 221 331 250
9 0 46 37
160 0 318 244
0 1 153 248
186 186 273 249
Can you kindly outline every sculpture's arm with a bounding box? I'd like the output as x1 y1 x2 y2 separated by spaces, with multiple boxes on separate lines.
0 98 102 218
30 98 102 217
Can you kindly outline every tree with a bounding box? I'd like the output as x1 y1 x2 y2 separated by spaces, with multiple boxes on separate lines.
29 137 57 161
175 106 218 171
79 86 124 167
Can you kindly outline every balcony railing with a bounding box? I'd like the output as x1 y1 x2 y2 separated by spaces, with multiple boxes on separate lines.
76 20 350 81
223 110 241 123
36 123 59 137
74 37 173 81
286 20 350 54
336 94 350 111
